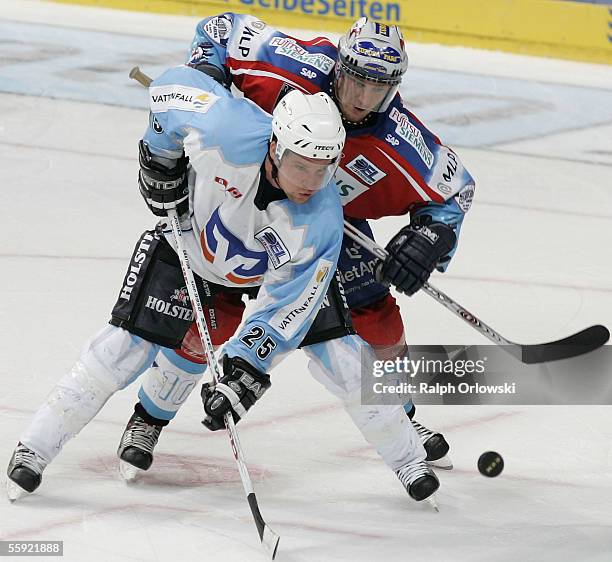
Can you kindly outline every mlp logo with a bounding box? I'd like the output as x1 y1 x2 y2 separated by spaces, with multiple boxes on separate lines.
200 207 268 284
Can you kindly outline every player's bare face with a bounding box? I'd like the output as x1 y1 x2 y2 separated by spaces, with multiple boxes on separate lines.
335 72 392 122
272 148 335 204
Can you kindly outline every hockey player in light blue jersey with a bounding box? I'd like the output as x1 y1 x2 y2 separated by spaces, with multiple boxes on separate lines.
116 65 440 502
115 16 466 484
8 63 439 507
6 68 348 498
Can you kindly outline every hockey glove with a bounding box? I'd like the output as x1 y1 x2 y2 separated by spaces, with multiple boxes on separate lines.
201 356 271 431
191 62 232 89
377 221 457 296
138 140 190 217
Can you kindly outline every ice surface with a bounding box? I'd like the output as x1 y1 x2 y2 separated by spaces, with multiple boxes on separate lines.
1 2 611 561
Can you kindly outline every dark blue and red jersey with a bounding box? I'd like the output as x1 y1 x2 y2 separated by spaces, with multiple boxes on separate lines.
188 13 476 266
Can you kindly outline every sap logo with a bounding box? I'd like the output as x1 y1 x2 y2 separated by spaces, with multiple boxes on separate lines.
300 68 317 80
385 134 399 147
200 207 268 284
255 227 291 269
214 176 243 199
346 155 386 186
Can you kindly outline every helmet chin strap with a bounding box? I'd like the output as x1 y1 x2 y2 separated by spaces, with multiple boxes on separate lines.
267 152 281 187
329 80 376 129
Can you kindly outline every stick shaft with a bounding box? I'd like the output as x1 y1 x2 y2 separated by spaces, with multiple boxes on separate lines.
167 210 278 556
129 66 152 87
343 220 513 347
167 210 253 488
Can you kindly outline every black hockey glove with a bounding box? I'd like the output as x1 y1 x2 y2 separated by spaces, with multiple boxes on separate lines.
376 221 457 296
191 62 232 89
138 140 190 217
201 356 271 431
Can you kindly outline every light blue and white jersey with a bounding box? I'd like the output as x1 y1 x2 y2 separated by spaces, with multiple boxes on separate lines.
143 65 343 372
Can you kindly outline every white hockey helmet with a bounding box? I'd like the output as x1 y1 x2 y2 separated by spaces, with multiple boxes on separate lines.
336 17 408 112
272 90 345 161
271 90 345 192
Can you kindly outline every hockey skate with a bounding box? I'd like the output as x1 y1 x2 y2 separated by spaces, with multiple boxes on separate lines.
411 418 453 470
6 443 48 501
117 413 163 481
396 460 440 511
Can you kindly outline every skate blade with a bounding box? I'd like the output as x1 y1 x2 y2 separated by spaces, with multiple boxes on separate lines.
119 460 142 482
6 479 28 502
428 454 453 470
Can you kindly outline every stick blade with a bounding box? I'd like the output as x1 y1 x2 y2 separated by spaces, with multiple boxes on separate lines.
247 492 280 559
261 526 280 560
521 324 610 364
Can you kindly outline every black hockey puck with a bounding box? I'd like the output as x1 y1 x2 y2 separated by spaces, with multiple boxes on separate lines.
478 451 504 477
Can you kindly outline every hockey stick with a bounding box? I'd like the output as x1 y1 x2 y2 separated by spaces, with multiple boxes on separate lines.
168 209 280 559
343 221 609 364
